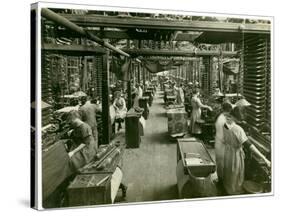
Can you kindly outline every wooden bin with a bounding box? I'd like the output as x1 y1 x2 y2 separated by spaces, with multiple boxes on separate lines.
177 138 216 177
167 108 188 135
67 173 111 206
125 109 142 148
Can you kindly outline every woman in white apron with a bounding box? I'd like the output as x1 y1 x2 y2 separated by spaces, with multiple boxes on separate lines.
113 91 127 131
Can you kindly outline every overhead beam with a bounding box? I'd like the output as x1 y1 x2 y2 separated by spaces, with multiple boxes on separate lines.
56 29 177 41
42 43 106 55
57 29 131 39
59 14 270 34
41 8 130 57
143 57 200 61
174 33 201 41
122 49 237 57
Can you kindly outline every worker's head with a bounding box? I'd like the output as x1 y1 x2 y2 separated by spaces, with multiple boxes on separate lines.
80 96 88 106
225 106 244 124
115 91 121 98
66 110 81 127
132 92 138 100
215 88 220 93
192 88 200 96
222 102 233 113
90 96 98 104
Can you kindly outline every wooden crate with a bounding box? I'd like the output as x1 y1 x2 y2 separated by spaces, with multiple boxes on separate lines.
67 173 111 206
167 108 188 135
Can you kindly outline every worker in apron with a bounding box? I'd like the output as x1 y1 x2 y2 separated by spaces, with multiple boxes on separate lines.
214 102 233 186
174 83 185 106
66 110 97 171
113 91 127 131
189 88 212 135
79 96 102 150
222 107 271 195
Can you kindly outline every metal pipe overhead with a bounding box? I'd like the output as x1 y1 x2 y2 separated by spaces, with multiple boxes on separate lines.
41 8 130 57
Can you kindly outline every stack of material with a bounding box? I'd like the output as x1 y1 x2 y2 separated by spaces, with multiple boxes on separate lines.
42 53 54 126
42 140 72 201
243 34 270 130
79 142 125 174
167 108 188 136
41 101 53 127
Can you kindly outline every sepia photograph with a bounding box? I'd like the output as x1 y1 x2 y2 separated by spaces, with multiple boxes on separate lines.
31 2 272 209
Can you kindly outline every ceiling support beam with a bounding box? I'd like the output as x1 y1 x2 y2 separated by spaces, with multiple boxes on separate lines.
41 8 130 57
59 13 270 34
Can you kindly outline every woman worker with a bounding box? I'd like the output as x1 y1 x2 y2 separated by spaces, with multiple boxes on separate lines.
174 83 185 106
67 111 128 201
214 102 233 185
222 107 271 195
113 91 127 131
189 88 212 136
67 110 97 171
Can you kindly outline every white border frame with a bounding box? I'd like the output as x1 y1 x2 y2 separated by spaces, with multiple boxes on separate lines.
34 1 274 210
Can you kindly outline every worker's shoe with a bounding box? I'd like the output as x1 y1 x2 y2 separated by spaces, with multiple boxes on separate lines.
120 183 127 198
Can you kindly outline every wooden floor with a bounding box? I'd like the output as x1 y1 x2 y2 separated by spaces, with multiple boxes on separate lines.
120 90 180 203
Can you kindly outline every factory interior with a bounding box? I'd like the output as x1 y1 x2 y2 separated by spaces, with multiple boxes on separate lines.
33 8 272 208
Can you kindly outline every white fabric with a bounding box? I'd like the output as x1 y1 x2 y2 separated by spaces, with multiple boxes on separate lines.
138 87 143 98
228 122 248 144
110 167 123 203
139 116 146 129
215 114 226 143
179 88 184 103
109 105 116 125
139 116 146 136
215 113 227 179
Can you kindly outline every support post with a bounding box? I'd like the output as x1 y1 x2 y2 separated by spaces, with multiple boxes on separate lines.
218 55 223 92
137 63 141 84
101 51 110 145
127 62 132 109
143 66 146 88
